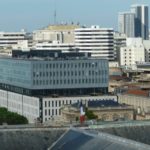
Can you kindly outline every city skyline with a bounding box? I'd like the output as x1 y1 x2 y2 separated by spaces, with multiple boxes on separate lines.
0 0 150 32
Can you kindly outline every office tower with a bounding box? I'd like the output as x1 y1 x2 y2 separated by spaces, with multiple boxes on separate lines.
75 25 114 61
118 12 135 37
131 4 149 40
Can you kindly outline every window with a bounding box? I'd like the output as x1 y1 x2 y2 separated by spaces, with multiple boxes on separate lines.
46 64 48 68
82 63 84 68
68 80 70 84
64 79 66 84
45 101 47 107
67 63 70 68
68 71 70 76
46 72 48 77
64 71 66 76
45 109 47 116
64 63 66 68
56 109 57 115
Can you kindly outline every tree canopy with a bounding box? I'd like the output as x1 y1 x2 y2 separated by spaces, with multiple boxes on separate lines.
0 107 28 125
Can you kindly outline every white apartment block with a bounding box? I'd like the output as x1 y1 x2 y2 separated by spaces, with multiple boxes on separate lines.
0 30 26 48
119 38 145 69
75 26 114 60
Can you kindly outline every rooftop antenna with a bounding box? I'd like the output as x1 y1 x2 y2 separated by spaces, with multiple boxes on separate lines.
54 0 57 25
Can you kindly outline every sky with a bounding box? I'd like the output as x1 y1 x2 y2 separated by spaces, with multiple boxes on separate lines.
0 0 150 32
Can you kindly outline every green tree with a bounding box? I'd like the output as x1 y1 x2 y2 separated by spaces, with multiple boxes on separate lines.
85 108 98 120
0 107 28 125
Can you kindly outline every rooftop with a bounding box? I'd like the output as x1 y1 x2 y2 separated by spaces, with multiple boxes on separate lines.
71 100 128 109
45 24 80 31
125 89 149 97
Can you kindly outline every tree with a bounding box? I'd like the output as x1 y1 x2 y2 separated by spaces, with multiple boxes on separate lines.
85 108 98 120
0 107 28 125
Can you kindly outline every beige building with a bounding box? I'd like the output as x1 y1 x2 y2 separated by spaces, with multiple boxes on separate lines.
33 25 79 44
61 104 134 123
118 93 150 115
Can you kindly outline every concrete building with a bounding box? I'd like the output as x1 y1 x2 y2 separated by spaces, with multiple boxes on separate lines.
118 12 135 37
137 62 150 72
119 38 145 69
0 52 111 123
131 4 149 40
143 40 150 62
75 26 114 61
118 90 150 119
33 25 79 44
114 32 126 61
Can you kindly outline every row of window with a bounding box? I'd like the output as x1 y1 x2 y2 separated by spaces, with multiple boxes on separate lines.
33 78 107 86
33 70 108 78
45 100 72 108
33 62 107 69
45 109 61 116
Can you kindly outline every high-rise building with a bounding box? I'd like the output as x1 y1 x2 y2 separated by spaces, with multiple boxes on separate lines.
75 25 114 61
118 12 135 37
131 4 149 40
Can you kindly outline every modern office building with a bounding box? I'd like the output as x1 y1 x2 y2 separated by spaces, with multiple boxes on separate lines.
75 26 114 61
0 51 113 123
131 4 149 40
118 12 135 37
0 55 109 96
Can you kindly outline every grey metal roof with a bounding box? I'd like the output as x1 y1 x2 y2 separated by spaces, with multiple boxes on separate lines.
50 128 150 150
